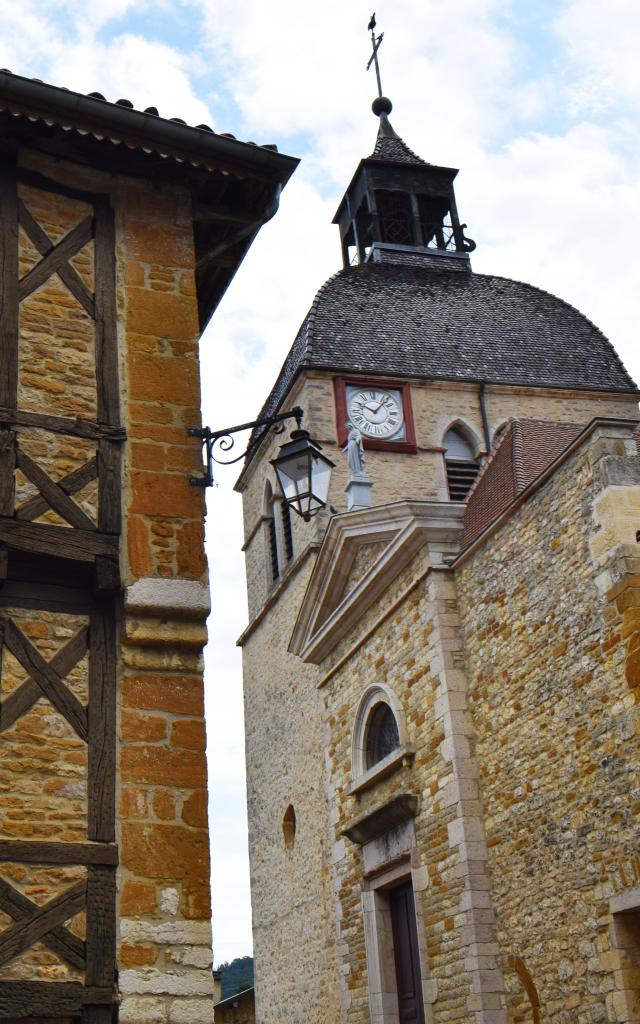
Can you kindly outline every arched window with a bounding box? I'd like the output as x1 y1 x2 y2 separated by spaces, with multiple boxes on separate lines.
264 482 279 584
365 702 400 769
352 686 407 780
282 804 296 848
443 427 480 501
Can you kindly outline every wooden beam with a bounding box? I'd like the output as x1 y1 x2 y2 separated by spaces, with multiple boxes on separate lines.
3 618 88 741
18 198 95 318
16 448 96 531
88 600 116 842
0 516 118 561
85 866 116 988
16 456 97 522
0 405 125 442
0 981 112 1018
0 581 93 614
0 429 15 518
0 880 86 968
94 202 120 427
18 166 108 205
0 840 118 865
1 625 88 734
18 215 94 302
0 880 86 966
0 878 85 969
0 158 19 409
97 440 121 535
193 201 255 225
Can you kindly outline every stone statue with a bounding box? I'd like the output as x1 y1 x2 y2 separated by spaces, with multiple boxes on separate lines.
345 423 366 478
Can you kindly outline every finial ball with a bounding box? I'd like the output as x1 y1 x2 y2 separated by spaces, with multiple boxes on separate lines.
372 95 393 117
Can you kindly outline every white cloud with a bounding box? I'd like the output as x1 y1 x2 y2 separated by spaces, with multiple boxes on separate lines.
554 0 640 115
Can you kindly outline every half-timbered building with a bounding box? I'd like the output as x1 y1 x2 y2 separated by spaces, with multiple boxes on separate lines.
0 70 296 1024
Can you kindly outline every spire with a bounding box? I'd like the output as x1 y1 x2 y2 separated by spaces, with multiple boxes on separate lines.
366 19 428 166
370 98 428 165
331 16 476 269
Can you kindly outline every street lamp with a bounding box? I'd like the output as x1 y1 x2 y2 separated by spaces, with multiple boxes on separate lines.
188 406 334 521
271 427 335 522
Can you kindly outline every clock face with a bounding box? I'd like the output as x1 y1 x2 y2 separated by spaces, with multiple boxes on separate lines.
346 386 406 440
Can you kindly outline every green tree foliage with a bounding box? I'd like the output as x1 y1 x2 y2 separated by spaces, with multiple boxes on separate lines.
216 955 254 999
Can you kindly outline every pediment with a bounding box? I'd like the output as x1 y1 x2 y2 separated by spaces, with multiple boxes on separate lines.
289 500 464 664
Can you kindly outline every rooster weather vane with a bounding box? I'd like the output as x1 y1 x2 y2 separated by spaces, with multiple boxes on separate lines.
367 13 385 97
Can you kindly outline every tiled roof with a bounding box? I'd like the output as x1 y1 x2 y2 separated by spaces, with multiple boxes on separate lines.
370 115 427 165
0 69 293 176
253 262 638 438
462 419 584 547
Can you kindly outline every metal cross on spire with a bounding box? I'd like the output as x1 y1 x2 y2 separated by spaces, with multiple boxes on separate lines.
366 13 384 98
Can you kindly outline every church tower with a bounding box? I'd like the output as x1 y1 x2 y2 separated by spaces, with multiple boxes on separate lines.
236 67 640 1024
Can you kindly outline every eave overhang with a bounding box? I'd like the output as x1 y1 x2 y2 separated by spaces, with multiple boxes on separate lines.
0 70 299 330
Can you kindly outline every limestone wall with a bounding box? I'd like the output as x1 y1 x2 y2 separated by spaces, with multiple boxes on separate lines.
240 557 342 1024
239 371 637 620
456 423 640 1022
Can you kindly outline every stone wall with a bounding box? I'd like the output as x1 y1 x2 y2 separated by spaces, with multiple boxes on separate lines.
240 554 342 1024
456 422 640 1023
239 370 637 619
239 358 639 1024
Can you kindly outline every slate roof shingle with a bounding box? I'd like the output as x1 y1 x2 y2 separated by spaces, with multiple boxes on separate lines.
254 262 638 440
370 116 427 165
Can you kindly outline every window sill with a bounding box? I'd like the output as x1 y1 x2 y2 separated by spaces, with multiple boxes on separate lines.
348 744 415 797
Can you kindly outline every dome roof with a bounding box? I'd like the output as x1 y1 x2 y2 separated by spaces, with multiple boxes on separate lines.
256 262 637 427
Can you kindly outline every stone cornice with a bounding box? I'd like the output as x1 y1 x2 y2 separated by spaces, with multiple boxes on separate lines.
290 500 464 664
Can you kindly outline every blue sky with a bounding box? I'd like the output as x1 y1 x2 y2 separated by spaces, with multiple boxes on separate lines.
3 0 638 964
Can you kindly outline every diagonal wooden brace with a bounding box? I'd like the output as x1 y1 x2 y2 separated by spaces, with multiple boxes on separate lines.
0 625 89 734
18 215 94 304
0 878 85 969
16 448 96 531
18 198 95 318
3 619 88 740
0 879 86 967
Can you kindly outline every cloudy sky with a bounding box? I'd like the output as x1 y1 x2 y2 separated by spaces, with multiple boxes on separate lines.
5 0 639 964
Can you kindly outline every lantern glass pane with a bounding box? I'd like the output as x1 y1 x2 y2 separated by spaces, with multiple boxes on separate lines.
310 454 332 506
275 450 311 502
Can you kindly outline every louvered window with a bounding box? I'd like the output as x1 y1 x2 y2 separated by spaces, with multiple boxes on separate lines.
267 515 279 581
444 428 479 502
281 499 294 563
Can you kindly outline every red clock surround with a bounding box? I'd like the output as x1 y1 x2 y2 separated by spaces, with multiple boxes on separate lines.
334 377 417 454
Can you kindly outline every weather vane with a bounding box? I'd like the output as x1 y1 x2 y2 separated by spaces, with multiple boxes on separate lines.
366 13 384 98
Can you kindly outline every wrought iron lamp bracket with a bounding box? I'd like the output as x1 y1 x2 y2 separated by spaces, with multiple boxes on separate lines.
188 407 304 487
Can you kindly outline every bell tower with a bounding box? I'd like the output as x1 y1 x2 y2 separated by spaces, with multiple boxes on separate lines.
334 20 475 271
333 95 476 270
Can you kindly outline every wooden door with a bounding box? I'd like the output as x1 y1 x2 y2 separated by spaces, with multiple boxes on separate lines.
389 882 425 1024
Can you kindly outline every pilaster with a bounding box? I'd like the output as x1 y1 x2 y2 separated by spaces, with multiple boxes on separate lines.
426 565 506 1024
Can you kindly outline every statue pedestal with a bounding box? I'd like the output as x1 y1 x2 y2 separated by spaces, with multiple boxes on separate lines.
346 474 372 511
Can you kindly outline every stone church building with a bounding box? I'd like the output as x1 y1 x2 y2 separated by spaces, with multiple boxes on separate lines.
237 98 640 1024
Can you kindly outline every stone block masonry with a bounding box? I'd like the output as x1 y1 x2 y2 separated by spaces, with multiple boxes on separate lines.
456 422 640 1024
